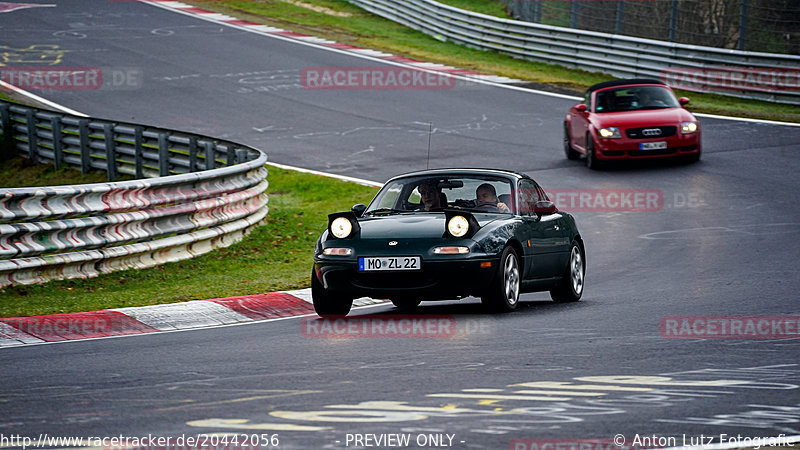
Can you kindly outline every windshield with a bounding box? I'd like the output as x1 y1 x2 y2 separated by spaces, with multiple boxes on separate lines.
595 85 680 113
365 175 515 215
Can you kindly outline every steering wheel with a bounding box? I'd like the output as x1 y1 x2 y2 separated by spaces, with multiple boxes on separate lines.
476 201 497 208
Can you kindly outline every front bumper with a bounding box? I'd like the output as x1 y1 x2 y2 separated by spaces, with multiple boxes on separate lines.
313 254 499 300
594 133 701 160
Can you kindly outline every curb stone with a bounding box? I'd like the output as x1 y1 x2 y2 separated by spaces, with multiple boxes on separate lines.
145 0 524 85
0 290 387 347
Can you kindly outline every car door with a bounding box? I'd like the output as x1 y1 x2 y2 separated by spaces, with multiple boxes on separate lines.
569 91 592 151
537 184 573 273
516 179 563 280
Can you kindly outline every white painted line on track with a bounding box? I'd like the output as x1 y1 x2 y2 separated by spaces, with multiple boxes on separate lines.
137 1 597 104
695 111 800 127
266 161 382 187
141 0 800 125
0 85 382 186
1 80 87 117
1 0 798 352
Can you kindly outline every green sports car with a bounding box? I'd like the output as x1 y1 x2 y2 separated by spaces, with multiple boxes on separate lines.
312 169 586 317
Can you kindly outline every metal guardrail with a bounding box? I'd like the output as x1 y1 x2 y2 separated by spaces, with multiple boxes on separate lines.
0 100 269 288
348 0 800 104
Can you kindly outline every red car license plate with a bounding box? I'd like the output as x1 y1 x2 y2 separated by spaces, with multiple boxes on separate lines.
640 141 667 150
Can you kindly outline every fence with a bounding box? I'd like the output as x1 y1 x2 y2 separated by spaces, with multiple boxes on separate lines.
348 0 800 104
0 100 269 287
501 0 800 55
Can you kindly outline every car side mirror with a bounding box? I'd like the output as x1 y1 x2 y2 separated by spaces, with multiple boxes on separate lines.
533 201 558 216
351 204 367 217
575 104 587 113
679 97 690 106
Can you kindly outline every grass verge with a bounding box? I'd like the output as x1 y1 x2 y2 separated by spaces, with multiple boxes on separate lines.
0 163 377 317
0 157 111 188
186 0 800 123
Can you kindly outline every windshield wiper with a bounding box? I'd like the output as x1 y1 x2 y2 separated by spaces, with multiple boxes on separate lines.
365 208 405 216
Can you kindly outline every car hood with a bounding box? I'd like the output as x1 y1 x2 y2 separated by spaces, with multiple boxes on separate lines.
591 108 696 127
356 212 503 239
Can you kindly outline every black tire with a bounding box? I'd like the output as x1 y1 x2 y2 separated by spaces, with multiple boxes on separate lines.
564 122 580 160
311 269 353 317
481 246 521 312
390 297 422 312
585 135 603 170
550 241 585 302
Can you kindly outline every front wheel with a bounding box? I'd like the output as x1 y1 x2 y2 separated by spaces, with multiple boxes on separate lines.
550 241 585 302
585 135 603 170
481 246 521 312
564 122 580 160
311 268 353 317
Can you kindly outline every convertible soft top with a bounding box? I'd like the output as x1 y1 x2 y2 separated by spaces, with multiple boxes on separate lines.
587 78 666 93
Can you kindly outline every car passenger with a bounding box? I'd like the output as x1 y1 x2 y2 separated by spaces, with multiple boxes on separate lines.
638 89 669 108
417 180 443 211
476 183 510 212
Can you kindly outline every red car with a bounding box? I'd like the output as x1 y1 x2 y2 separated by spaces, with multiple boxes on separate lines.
564 79 701 169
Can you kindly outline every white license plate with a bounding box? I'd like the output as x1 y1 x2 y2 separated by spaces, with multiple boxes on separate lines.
640 141 667 150
359 256 421 272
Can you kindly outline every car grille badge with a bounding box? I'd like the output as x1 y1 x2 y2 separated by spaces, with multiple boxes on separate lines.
388 241 398 246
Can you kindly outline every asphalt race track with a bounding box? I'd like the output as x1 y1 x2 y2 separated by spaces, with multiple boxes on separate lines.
2 1 800 449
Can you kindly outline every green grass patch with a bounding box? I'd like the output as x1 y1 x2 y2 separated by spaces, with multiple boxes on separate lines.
0 164 377 317
434 0 508 18
0 157 111 187
187 0 800 123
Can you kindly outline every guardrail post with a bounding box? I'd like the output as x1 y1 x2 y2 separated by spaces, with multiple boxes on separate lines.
52 116 63 169
103 123 117 181
188 135 198 172
347 0 800 104
204 141 215 170
668 0 678 42
79 119 90 174
615 0 624 35
226 145 235 166
570 0 579 28
25 110 39 164
0 99 270 288
737 0 748 51
235 149 248 165
158 133 169 177
134 126 144 179
0 103 12 162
